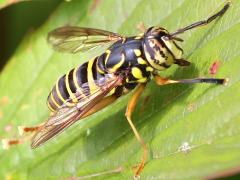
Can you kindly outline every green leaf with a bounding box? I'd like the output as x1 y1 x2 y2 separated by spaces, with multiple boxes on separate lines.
0 0 240 179
0 0 29 9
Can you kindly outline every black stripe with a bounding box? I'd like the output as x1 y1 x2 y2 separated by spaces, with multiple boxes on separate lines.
97 54 107 73
76 62 88 86
76 62 89 96
68 69 77 93
47 94 58 111
160 62 170 68
92 57 98 81
58 75 70 101
158 38 175 59
52 85 63 105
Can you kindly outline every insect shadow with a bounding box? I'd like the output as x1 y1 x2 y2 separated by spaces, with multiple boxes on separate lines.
77 63 202 172
30 62 218 178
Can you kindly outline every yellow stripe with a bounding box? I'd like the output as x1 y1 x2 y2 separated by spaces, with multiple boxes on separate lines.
56 80 75 106
96 59 105 74
73 67 85 97
66 71 78 103
97 65 105 74
50 93 60 108
104 50 111 66
47 101 55 112
88 59 98 94
56 80 66 104
109 53 125 73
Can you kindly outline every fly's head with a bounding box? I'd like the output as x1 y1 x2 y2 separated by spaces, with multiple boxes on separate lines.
143 26 188 71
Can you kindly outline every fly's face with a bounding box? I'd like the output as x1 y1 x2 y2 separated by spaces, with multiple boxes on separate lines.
143 26 184 71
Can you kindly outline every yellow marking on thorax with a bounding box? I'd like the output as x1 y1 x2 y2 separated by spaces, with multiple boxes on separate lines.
146 66 153 72
104 50 111 66
47 101 55 112
88 59 99 94
73 66 85 97
137 57 147 65
109 53 125 73
50 93 60 108
66 71 78 103
134 49 141 57
132 67 147 83
135 33 144 39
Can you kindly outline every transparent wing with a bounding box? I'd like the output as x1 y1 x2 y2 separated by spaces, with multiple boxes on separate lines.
31 74 123 148
47 26 124 54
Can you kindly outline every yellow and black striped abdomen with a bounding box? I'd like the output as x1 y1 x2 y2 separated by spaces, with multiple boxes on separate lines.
47 57 106 112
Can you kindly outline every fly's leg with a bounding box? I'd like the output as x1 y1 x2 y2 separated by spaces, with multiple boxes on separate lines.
2 122 45 149
154 75 228 86
2 95 120 150
125 83 147 177
2 139 24 150
20 95 120 135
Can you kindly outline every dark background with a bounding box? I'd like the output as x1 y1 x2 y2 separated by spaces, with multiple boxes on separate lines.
0 0 61 71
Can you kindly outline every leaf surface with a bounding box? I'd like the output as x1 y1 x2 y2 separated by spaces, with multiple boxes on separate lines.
0 0 240 179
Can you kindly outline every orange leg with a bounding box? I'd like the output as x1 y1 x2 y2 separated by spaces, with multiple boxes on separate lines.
2 95 120 150
125 83 147 177
154 74 227 86
19 95 119 135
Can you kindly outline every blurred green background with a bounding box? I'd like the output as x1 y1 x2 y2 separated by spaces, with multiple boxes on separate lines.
0 0 61 70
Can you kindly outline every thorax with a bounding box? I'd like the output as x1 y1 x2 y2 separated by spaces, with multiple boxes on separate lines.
98 37 153 85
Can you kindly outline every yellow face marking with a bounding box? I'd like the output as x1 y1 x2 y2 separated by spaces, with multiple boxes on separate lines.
162 38 183 60
146 66 153 72
87 59 99 94
73 67 85 97
104 50 111 66
47 101 55 112
66 71 78 103
50 93 60 108
134 49 141 57
109 53 125 73
144 44 166 71
137 57 147 65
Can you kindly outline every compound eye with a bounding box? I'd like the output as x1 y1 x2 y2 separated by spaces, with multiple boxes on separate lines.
158 31 168 37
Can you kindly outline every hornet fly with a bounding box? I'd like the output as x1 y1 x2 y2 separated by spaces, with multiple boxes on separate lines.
10 2 230 177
